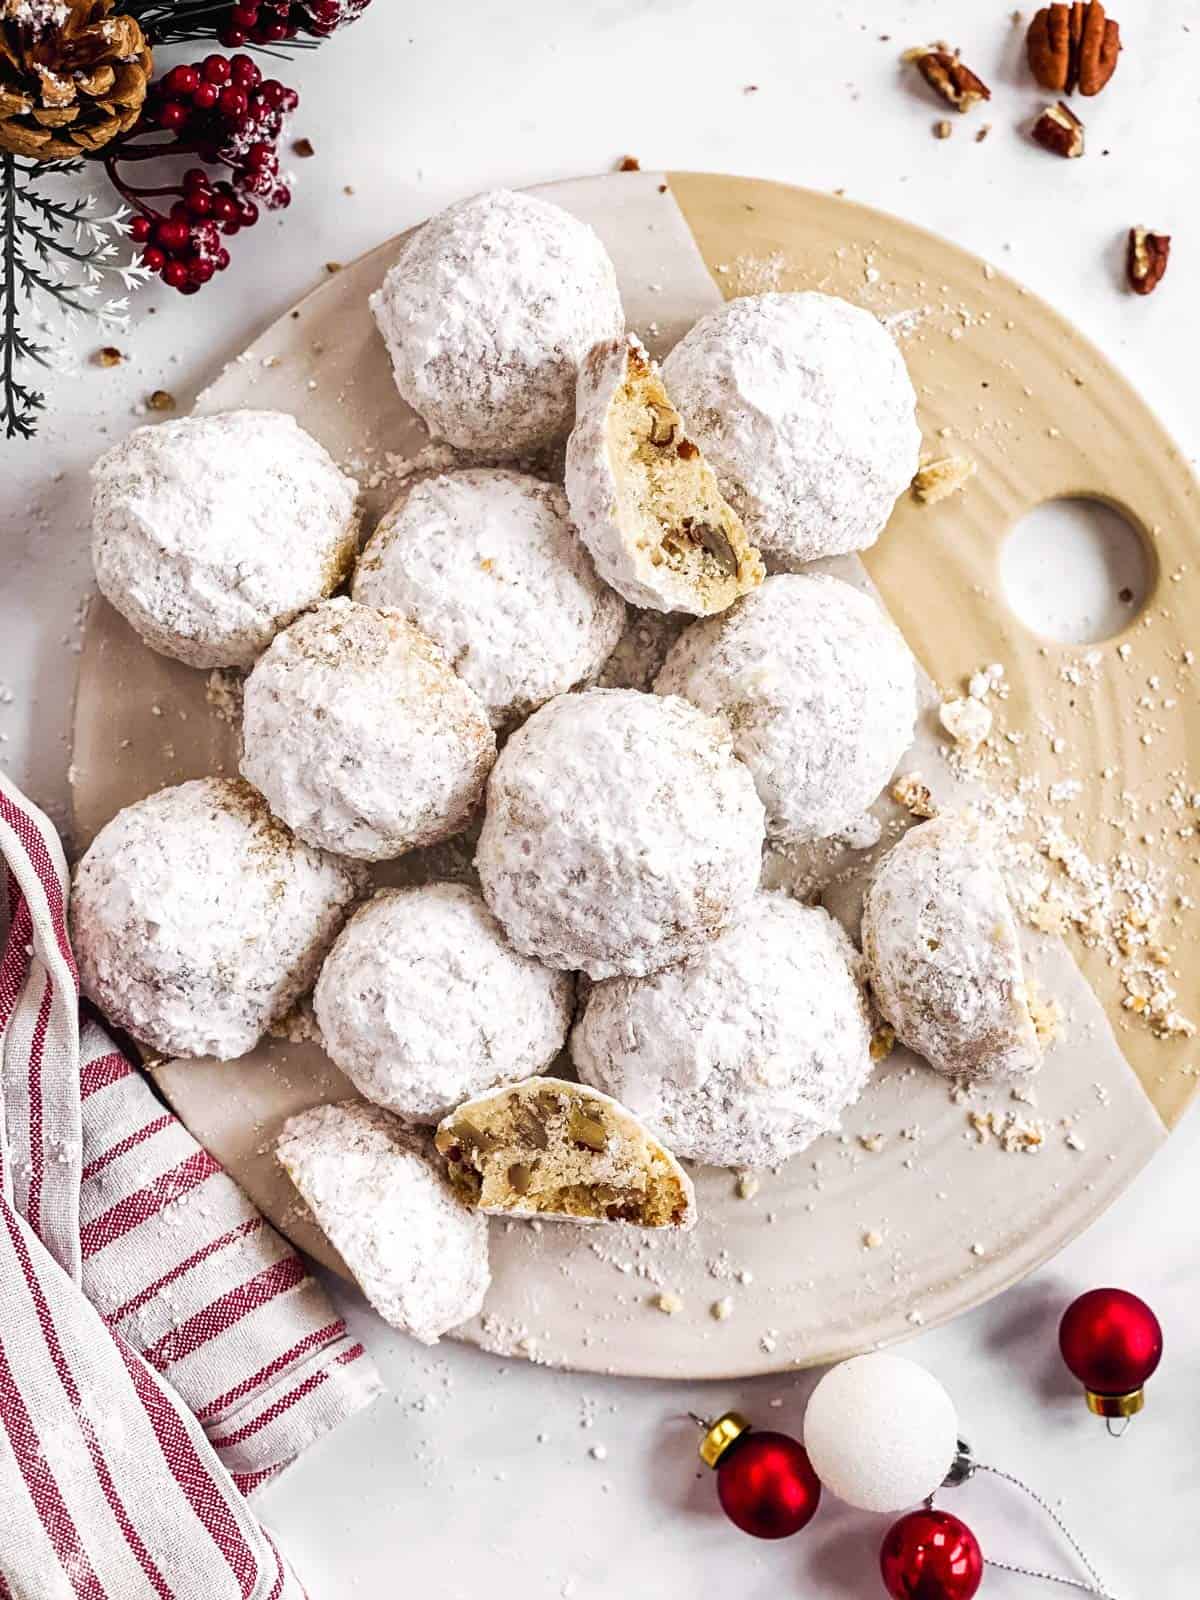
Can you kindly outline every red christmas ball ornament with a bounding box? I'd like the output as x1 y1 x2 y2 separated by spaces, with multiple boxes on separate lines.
880 1509 984 1600
1059 1287 1163 1421
697 1412 821 1539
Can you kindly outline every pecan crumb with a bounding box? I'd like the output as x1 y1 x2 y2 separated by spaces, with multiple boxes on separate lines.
147 389 176 411
975 123 992 142
892 772 938 819
292 137 315 157
912 454 976 504
933 119 953 139
325 261 343 274
618 155 640 172
1031 100 1084 157
905 45 991 112
1127 227 1170 296
94 346 123 367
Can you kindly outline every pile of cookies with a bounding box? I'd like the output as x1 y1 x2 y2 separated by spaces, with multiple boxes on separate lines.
74 188 1042 1345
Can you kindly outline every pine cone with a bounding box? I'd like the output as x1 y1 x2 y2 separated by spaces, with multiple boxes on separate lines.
0 0 152 160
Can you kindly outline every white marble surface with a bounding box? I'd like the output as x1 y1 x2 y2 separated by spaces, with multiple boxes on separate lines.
1 1 1197 1594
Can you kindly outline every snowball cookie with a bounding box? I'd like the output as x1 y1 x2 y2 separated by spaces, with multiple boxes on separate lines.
72 778 364 1060
369 189 624 455
313 883 575 1123
572 894 872 1168
475 688 765 979
435 1077 695 1229
91 409 359 668
351 468 625 729
655 574 917 844
240 598 496 861
565 335 764 615
277 1102 489 1344
804 1354 959 1513
661 293 921 568
862 812 1041 1081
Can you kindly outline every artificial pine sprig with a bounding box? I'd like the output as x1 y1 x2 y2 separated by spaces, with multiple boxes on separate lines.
1 152 148 439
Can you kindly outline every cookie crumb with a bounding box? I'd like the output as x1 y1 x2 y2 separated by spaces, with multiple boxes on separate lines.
710 1296 734 1321
913 454 976 504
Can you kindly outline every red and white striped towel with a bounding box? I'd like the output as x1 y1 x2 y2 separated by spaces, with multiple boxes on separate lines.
0 771 384 1597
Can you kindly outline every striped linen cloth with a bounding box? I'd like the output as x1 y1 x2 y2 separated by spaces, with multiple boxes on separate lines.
0 770 384 1597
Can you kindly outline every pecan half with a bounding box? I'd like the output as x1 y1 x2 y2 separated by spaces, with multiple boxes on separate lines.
1127 228 1170 295
1031 101 1085 157
1027 3 1120 96
905 46 991 111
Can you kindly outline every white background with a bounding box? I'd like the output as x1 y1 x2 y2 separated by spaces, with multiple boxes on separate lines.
2 1 1198 1594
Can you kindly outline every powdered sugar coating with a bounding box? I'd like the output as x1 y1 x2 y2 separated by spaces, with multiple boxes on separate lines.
351 468 625 728
277 1101 489 1344
862 812 1041 1080
572 894 873 1167
91 410 359 668
656 574 917 844
240 598 496 861
314 883 575 1123
476 688 765 979
72 778 364 1060
661 293 921 568
369 189 624 455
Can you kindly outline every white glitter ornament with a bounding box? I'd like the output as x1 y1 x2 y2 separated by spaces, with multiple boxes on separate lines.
475 688 765 979
313 883 575 1123
655 574 917 844
661 293 920 569
240 598 496 861
803 1354 959 1512
91 410 360 668
369 189 624 455
351 468 625 729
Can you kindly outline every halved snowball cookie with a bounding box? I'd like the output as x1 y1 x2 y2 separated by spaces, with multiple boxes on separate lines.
565 335 764 614
72 778 364 1061
475 688 765 979
434 1077 695 1229
277 1102 489 1345
572 894 873 1168
655 574 917 844
661 293 921 568
313 883 575 1123
861 812 1041 1081
351 468 626 729
240 599 496 861
369 188 624 455
91 410 359 668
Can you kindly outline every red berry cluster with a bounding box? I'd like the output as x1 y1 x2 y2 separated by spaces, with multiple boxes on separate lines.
110 53 298 296
218 0 372 47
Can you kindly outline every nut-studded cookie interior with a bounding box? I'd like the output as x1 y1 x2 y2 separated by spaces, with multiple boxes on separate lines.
610 344 763 610
435 1077 693 1228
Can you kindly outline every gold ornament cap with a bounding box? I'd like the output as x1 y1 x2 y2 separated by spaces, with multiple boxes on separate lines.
698 1411 751 1469
1085 1387 1145 1419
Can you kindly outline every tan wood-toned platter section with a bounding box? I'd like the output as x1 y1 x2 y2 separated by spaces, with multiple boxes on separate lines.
72 172 1194 1378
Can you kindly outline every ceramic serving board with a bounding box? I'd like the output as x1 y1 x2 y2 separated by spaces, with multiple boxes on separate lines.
71 171 1199 1378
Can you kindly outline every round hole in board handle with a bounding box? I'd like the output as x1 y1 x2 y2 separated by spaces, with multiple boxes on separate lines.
999 497 1154 646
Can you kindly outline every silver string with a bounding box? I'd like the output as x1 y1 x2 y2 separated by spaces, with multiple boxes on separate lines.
973 1462 1121 1600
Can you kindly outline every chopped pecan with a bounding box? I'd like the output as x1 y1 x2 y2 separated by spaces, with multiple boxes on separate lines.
1127 228 1170 295
905 46 991 111
1031 101 1084 157
1027 3 1120 96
